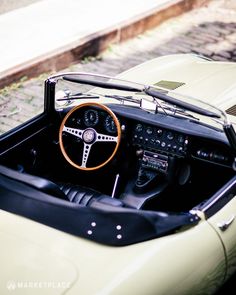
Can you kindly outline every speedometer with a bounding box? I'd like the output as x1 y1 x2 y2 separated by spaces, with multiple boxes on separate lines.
84 109 99 127
104 115 117 134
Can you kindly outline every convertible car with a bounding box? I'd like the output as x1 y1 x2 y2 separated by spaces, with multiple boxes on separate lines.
1 54 236 294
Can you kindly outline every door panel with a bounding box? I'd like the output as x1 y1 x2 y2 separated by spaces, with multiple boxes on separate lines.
207 196 236 280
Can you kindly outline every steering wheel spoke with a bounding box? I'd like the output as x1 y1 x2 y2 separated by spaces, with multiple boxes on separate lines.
96 132 118 143
63 126 83 139
81 143 92 168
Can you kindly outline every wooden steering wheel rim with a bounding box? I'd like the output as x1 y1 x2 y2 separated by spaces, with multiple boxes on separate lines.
59 102 121 171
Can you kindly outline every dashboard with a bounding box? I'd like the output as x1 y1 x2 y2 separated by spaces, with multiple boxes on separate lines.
66 105 233 169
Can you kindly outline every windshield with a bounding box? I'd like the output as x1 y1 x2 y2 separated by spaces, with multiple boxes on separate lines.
52 72 228 131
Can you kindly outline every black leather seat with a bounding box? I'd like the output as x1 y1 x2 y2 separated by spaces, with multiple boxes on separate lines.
59 183 126 207
58 183 103 205
0 165 125 207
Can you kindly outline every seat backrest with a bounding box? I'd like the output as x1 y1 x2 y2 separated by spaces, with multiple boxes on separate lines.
0 165 66 199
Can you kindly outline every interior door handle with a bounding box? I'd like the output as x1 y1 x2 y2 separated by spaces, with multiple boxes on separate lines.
218 215 235 231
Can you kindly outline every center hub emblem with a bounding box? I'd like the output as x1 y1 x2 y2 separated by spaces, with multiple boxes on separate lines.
83 128 96 143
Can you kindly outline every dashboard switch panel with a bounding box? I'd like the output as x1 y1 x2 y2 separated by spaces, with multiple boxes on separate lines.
132 123 188 156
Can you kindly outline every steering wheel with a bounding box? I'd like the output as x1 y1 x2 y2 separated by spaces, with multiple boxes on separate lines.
59 102 121 171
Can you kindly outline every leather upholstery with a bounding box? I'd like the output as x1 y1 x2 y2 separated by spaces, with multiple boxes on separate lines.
0 165 66 199
0 165 125 207
58 183 125 207
58 183 101 205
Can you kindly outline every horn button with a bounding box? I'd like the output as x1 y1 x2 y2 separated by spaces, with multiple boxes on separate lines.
83 128 96 144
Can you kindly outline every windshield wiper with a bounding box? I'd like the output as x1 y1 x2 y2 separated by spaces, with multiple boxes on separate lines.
156 101 200 121
57 95 100 101
145 87 221 119
63 76 142 92
56 91 100 101
104 94 141 104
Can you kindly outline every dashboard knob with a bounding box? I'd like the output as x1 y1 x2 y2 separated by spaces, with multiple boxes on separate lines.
157 129 163 137
135 124 143 132
167 131 174 140
136 149 144 157
146 127 153 135
161 142 166 147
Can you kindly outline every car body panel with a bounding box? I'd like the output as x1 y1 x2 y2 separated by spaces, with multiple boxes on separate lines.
116 54 236 121
0 211 78 295
207 196 236 280
0 209 225 295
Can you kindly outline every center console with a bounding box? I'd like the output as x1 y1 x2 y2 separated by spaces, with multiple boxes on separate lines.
121 122 187 208
132 122 188 190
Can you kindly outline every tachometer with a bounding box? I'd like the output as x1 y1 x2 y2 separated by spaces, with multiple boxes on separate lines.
104 115 117 134
84 109 99 127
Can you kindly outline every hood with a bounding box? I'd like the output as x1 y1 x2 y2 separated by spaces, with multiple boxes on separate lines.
117 54 236 122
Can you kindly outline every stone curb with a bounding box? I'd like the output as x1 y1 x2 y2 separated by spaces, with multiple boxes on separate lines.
0 0 210 88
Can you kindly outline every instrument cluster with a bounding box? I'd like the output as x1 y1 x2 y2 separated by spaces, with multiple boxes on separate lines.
82 108 117 134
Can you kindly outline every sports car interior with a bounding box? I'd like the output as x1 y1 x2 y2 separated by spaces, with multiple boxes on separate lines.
0 73 236 245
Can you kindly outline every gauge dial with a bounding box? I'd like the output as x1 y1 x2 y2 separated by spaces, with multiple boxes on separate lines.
104 115 117 134
84 109 99 127
135 124 143 132
166 131 174 140
146 127 153 135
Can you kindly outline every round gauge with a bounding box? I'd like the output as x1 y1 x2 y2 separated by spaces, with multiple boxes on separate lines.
146 127 153 135
84 109 99 127
135 124 143 132
104 115 117 134
167 131 174 140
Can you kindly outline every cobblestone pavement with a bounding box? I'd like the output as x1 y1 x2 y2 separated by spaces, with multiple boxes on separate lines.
1 0 236 133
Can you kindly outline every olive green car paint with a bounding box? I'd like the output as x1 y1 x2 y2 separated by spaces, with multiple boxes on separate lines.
0 209 226 295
